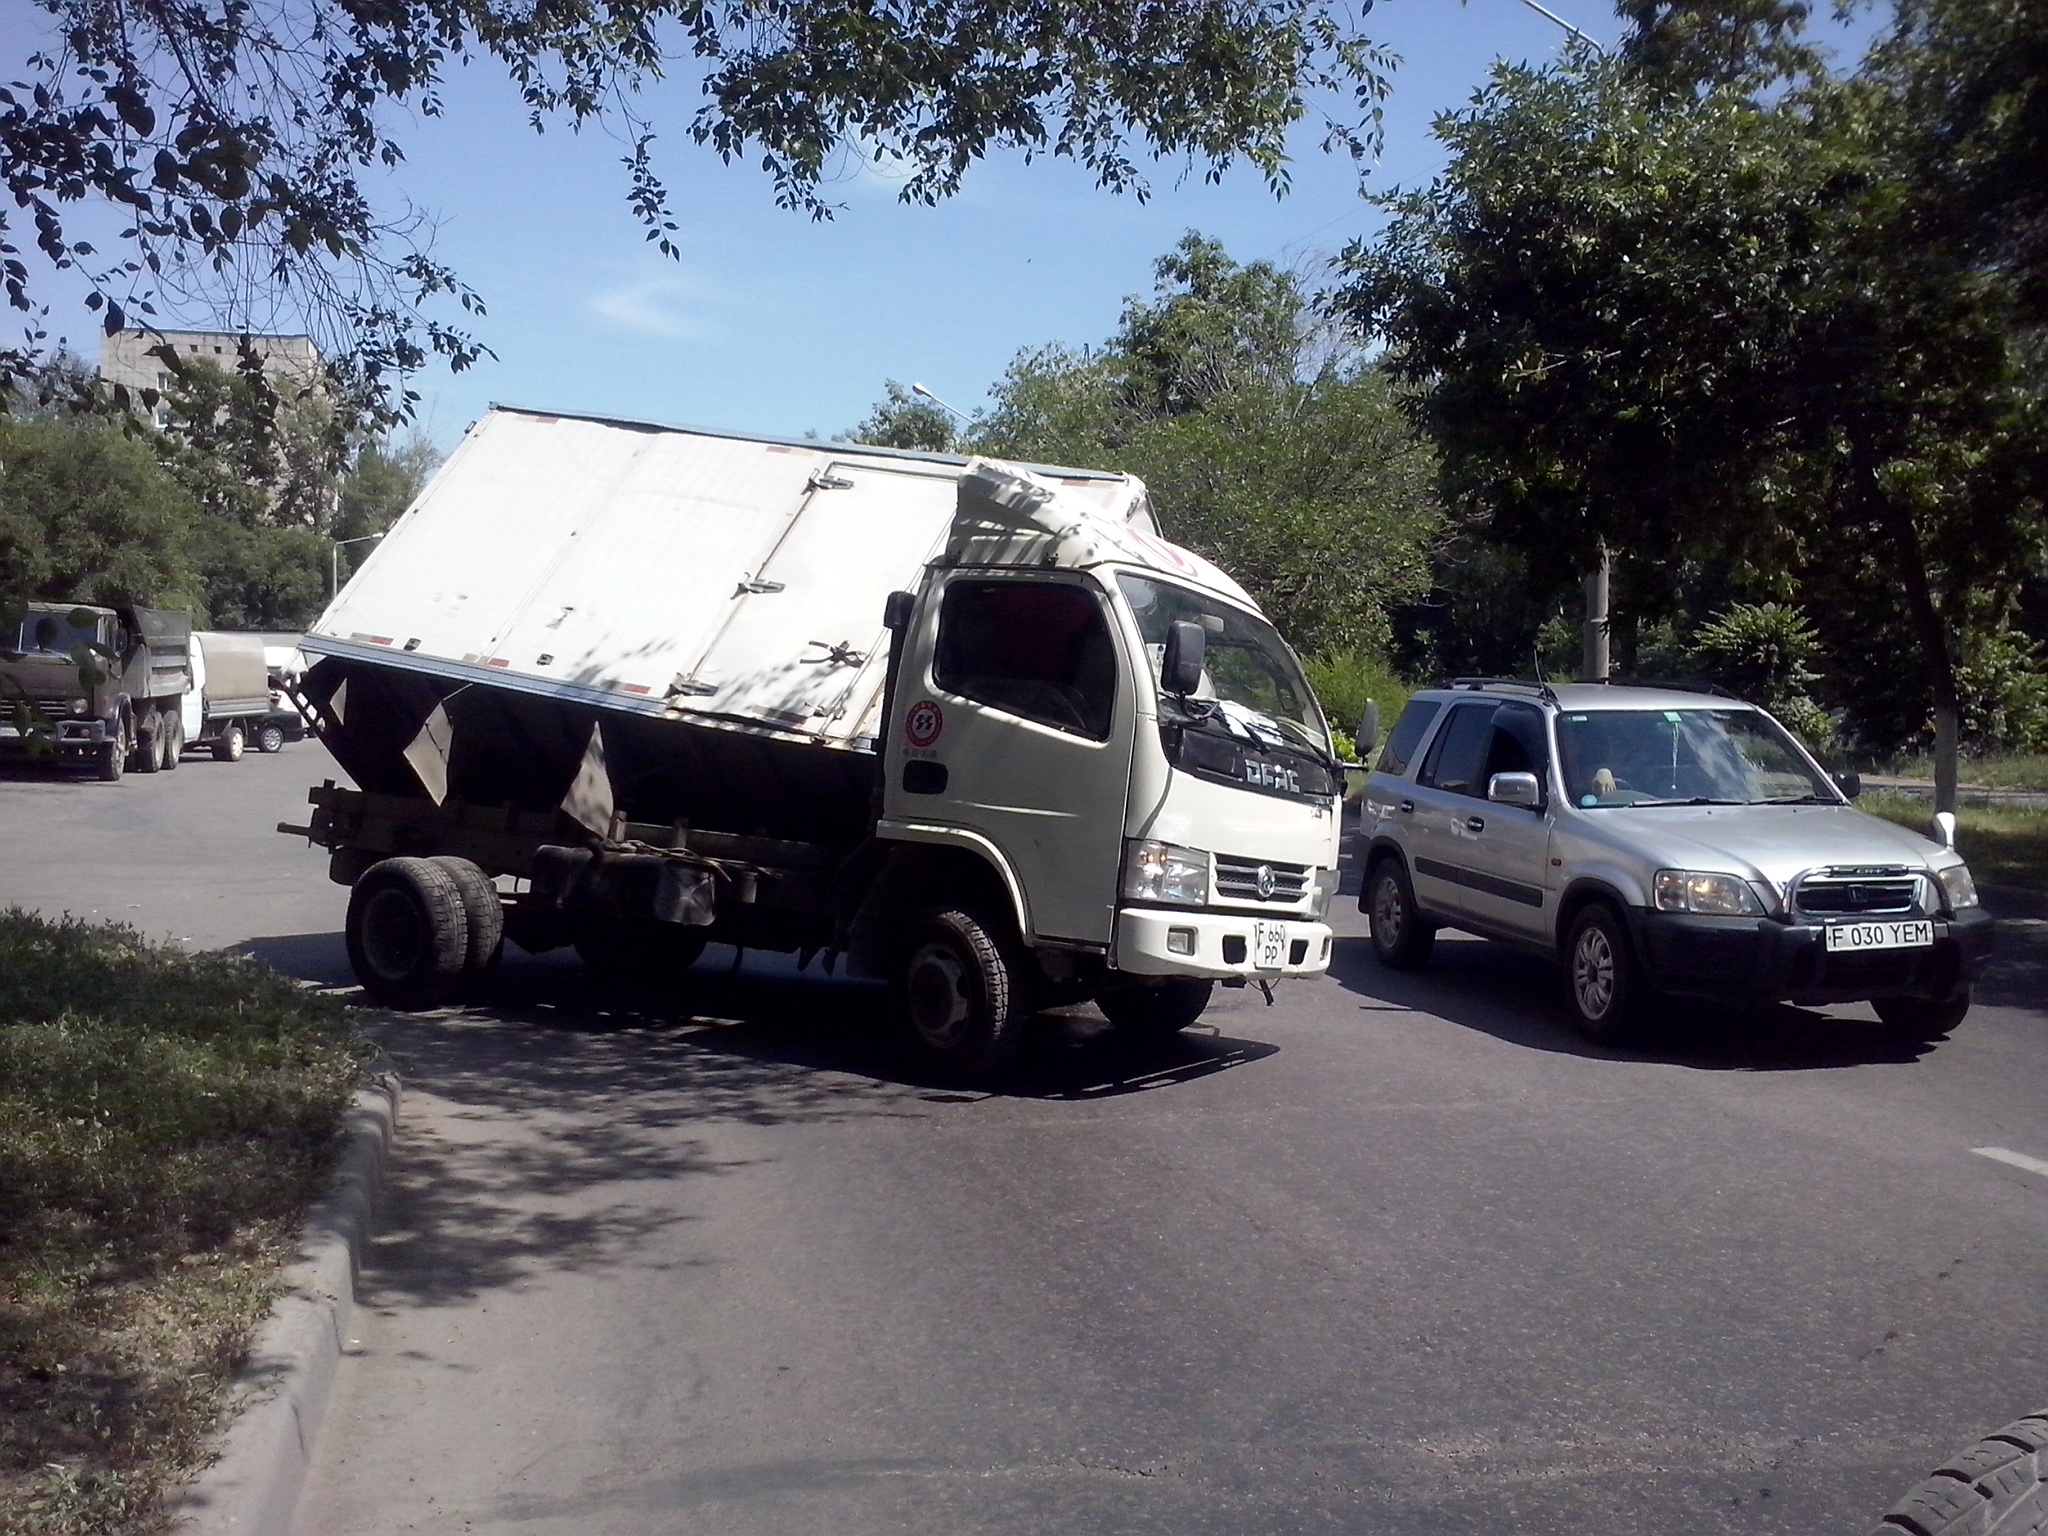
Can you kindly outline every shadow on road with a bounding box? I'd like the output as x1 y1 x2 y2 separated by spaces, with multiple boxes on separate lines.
1325 935 1946 1071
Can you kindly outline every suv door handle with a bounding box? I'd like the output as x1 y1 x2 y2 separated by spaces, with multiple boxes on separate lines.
1398 799 1414 813
1465 815 1485 833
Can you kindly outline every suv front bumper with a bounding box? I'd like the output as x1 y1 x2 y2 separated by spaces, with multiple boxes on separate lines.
1630 905 1996 1004
1117 907 1333 979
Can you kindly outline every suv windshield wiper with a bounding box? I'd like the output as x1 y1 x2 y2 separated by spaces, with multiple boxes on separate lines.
1628 796 1752 807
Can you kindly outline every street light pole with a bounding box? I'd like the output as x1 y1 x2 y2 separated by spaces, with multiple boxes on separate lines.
331 533 384 600
910 382 972 425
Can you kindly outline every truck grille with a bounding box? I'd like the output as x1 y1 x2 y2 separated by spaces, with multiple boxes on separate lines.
1794 868 1924 916
1213 855 1309 904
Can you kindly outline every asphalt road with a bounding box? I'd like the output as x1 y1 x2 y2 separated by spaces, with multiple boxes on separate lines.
3 744 2044 1535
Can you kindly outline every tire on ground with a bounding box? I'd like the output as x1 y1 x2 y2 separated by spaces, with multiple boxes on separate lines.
894 905 1029 1085
1873 987 1971 1042
1367 858 1435 971
429 855 506 987
160 711 181 770
134 708 163 773
1564 902 1648 1047
346 856 471 1008
97 733 124 781
1097 977 1214 1037
1866 1409 2048 1536
256 720 287 753
213 721 245 762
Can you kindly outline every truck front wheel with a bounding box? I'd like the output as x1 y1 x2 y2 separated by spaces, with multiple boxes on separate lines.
1097 978 1214 1037
346 857 470 1008
896 906 1028 1085
97 736 124 781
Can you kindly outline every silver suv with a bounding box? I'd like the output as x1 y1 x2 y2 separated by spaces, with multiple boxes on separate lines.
1357 680 1995 1044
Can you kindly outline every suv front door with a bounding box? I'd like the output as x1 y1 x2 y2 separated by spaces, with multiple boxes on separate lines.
1455 701 1554 941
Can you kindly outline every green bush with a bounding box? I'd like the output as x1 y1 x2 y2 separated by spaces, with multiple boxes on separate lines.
1302 647 1411 754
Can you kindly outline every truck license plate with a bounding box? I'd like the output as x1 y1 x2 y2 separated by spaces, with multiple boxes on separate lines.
1255 921 1287 970
1824 919 1933 952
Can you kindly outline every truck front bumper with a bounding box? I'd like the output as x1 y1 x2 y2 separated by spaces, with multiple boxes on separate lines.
1630 904 1996 1005
1116 907 1334 979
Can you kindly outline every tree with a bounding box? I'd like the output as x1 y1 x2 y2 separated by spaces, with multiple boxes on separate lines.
1341 41 2045 809
848 382 956 453
0 415 202 613
962 234 1441 656
3 1 1393 421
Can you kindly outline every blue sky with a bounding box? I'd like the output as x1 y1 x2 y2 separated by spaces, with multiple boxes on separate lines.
8 0 1876 453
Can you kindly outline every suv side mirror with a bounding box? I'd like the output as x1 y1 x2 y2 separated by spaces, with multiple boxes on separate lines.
1487 771 1542 809
1162 620 1205 696
1832 770 1862 800
1356 699 1379 759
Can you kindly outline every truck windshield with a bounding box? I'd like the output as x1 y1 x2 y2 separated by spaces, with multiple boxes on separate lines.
1557 707 1837 807
12 611 102 656
1116 573 1330 756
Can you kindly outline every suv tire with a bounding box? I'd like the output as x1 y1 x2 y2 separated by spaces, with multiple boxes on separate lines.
1367 860 1435 971
1565 903 1647 1046
1873 987 1971 1043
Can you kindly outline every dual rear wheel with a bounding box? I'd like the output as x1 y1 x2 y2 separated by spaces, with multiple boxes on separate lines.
345 856 503 1008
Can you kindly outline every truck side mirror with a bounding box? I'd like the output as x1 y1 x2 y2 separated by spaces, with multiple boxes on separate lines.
882 590 915 633
1356 699 1379 759
1162 620 1205 696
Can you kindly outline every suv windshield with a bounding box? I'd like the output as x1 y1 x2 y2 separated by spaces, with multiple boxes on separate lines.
1116 573 1330 756
1557 707 1836 807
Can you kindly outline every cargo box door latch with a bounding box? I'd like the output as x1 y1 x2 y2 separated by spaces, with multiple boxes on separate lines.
735 579 786 595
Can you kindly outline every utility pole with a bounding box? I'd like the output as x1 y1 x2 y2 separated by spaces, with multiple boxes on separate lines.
1580 544 1611 682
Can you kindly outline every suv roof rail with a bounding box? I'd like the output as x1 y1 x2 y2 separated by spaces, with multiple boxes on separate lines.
1445 676 1561 705
1602 675 1740 700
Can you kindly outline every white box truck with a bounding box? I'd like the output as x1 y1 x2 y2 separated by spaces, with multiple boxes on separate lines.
181 631 283 760
283 407 1343 1080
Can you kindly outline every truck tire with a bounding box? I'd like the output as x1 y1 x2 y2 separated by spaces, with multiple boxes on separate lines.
894 905 1028 1085
161 712 182 770
1865 1408 2048 1536
346 857 470 1008
574 922 709 988
1873 987 1971 1043
1097 978 1214 1037
256 720 287 754
134 710 163 773
430 855 505 985
1565 903 1647 1047
97 736 124 782
1367 859 1436 971
213 721 245 762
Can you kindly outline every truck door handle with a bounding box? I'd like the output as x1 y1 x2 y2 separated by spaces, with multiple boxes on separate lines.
1466 815 1485 833
1398 799 1414 813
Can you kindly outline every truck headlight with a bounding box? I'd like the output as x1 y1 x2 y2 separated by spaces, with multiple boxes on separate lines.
1122 840 1210 905
1935 863 1979 911
1653 869 1762 916
1310 867 1341 919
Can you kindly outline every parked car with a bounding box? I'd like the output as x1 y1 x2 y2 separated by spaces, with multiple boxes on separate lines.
1356 679 1995 1044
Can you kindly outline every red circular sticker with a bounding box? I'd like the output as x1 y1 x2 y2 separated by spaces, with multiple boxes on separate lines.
905 700 944 748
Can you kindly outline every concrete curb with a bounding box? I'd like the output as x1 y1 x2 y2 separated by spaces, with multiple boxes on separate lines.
172 1066 401 1536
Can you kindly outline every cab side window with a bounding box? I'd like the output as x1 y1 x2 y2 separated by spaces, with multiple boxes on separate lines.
934 581 1117 740
1418 702 1498 796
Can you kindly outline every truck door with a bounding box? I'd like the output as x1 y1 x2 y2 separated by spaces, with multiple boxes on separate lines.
885 573 1134 945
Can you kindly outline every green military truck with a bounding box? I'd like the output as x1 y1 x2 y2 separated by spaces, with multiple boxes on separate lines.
1 603 193 780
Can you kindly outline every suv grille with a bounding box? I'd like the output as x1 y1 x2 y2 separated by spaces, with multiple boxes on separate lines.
1214 855 1309 904
1795 867 1924 916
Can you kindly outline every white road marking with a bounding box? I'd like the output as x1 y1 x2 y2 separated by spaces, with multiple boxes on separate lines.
1972 1146 2048 1179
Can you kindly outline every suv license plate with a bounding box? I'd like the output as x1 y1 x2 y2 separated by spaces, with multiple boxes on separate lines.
1254 921 1287 970
1825 920 1934 952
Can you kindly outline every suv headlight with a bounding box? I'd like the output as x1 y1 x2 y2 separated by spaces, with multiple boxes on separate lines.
1653 869 1763 916
1122 840 1210 905
1935 863 1979 911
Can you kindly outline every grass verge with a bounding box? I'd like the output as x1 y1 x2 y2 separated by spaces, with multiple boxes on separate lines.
1883 752 2048 791
0 909 368 1536
1858 792 2048 892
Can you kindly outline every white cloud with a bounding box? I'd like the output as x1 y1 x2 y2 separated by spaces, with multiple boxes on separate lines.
587 269 721 340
